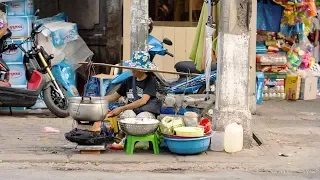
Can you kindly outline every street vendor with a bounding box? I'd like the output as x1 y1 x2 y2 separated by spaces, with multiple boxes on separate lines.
105 51 162 119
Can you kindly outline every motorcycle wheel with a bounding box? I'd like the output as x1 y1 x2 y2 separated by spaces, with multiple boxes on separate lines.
198 83 216 94
43 81 70 118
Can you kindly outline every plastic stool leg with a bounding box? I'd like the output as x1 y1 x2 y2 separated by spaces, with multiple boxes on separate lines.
152 135 160 155
125 136 135 155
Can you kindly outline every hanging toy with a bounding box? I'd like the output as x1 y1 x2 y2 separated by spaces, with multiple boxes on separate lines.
301 51 311 68
287 51 302 69
306 0 317 17
308 57 315 68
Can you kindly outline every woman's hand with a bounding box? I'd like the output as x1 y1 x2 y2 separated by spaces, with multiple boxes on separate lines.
107 107 124 117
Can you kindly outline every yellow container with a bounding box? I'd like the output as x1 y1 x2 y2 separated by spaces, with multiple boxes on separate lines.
104 117 119 133
174 127 204 137
285 75 301 100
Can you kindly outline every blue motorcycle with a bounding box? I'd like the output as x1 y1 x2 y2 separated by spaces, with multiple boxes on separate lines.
105 35 217 99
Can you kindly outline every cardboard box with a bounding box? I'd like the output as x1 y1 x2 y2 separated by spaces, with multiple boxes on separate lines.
7 15 37 37
6 0 34 16
256 72 264 104
7 63 27 86
30 95 47 109
41 21 79 47
300 77 318 100
2 38 31 63
1 107 26 111
285 75 301 100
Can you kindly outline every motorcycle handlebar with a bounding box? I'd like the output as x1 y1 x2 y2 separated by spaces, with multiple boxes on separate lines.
166 51 174 57
31 23 43 37
3 44 18 52
2 29 12 41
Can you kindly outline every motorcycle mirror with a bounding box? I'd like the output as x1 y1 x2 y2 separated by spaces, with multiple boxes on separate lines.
34 9 40 16
163 38 173 46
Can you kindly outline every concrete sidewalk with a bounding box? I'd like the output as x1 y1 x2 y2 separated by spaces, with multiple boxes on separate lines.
0 100 320 173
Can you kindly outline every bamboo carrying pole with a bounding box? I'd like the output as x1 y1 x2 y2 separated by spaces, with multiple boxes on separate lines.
78 62 201 76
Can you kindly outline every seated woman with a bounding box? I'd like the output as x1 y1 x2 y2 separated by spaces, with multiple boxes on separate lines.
105 51 162 119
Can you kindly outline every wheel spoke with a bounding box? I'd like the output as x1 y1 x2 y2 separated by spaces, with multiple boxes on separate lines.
50 87 68 110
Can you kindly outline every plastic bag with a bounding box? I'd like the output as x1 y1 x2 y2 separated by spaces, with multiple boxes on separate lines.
287 36 314 70
84 76 101 97
52 60 79 97
34 13 68 30
37 33 93 71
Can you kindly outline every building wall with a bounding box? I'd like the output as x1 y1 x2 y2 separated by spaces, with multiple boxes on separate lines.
123 0 197 79
151 26 196 79
34 0 122 73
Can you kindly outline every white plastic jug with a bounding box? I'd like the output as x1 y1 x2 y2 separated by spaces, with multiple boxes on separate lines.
210 131 224 151
224 122 243 153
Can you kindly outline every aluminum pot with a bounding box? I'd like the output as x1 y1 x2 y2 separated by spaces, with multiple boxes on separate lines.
69 97 108 122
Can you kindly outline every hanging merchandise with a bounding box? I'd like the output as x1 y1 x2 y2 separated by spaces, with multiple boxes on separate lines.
257 0 284 32
287 36 314 71
280 22 304 38
274 0 317 37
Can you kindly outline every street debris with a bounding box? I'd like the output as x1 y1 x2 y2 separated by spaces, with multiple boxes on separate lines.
43 127 60 134
278 153 291 157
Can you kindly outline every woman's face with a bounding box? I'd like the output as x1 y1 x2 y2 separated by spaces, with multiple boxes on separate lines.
131 70 145 78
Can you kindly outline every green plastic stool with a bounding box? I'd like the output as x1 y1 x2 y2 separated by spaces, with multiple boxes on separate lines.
125 134 159 155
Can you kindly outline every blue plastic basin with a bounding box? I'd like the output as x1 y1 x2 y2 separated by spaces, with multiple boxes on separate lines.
163 135 211 155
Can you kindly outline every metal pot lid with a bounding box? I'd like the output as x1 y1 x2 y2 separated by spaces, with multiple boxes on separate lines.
69 96 108 104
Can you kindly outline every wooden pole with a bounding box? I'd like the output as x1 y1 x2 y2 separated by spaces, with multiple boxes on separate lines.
79 62 201 76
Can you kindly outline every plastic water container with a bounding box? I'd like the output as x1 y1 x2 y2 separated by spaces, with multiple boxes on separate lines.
224 122 243 153
183 112 198 127
210 131 224 151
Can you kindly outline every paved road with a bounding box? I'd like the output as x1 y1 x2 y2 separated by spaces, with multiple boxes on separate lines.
0 167 319 180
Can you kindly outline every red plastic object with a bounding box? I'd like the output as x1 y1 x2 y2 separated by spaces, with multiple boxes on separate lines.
0 81 10 87
199 118 212 133
27 70 43 90
108 143 124 150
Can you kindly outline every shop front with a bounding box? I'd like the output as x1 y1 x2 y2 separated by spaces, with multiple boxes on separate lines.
255 0 320 103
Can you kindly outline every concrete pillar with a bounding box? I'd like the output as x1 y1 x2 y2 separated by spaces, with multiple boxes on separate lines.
249 0 257 114
130 0 149 53
106 0 122 65
213 0 253 148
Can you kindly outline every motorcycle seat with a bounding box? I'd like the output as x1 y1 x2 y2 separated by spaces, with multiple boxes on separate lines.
0 85 41 107
175 61 217 74
152 61 217 88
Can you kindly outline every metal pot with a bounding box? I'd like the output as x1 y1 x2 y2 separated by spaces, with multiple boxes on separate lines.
69 97 108 122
